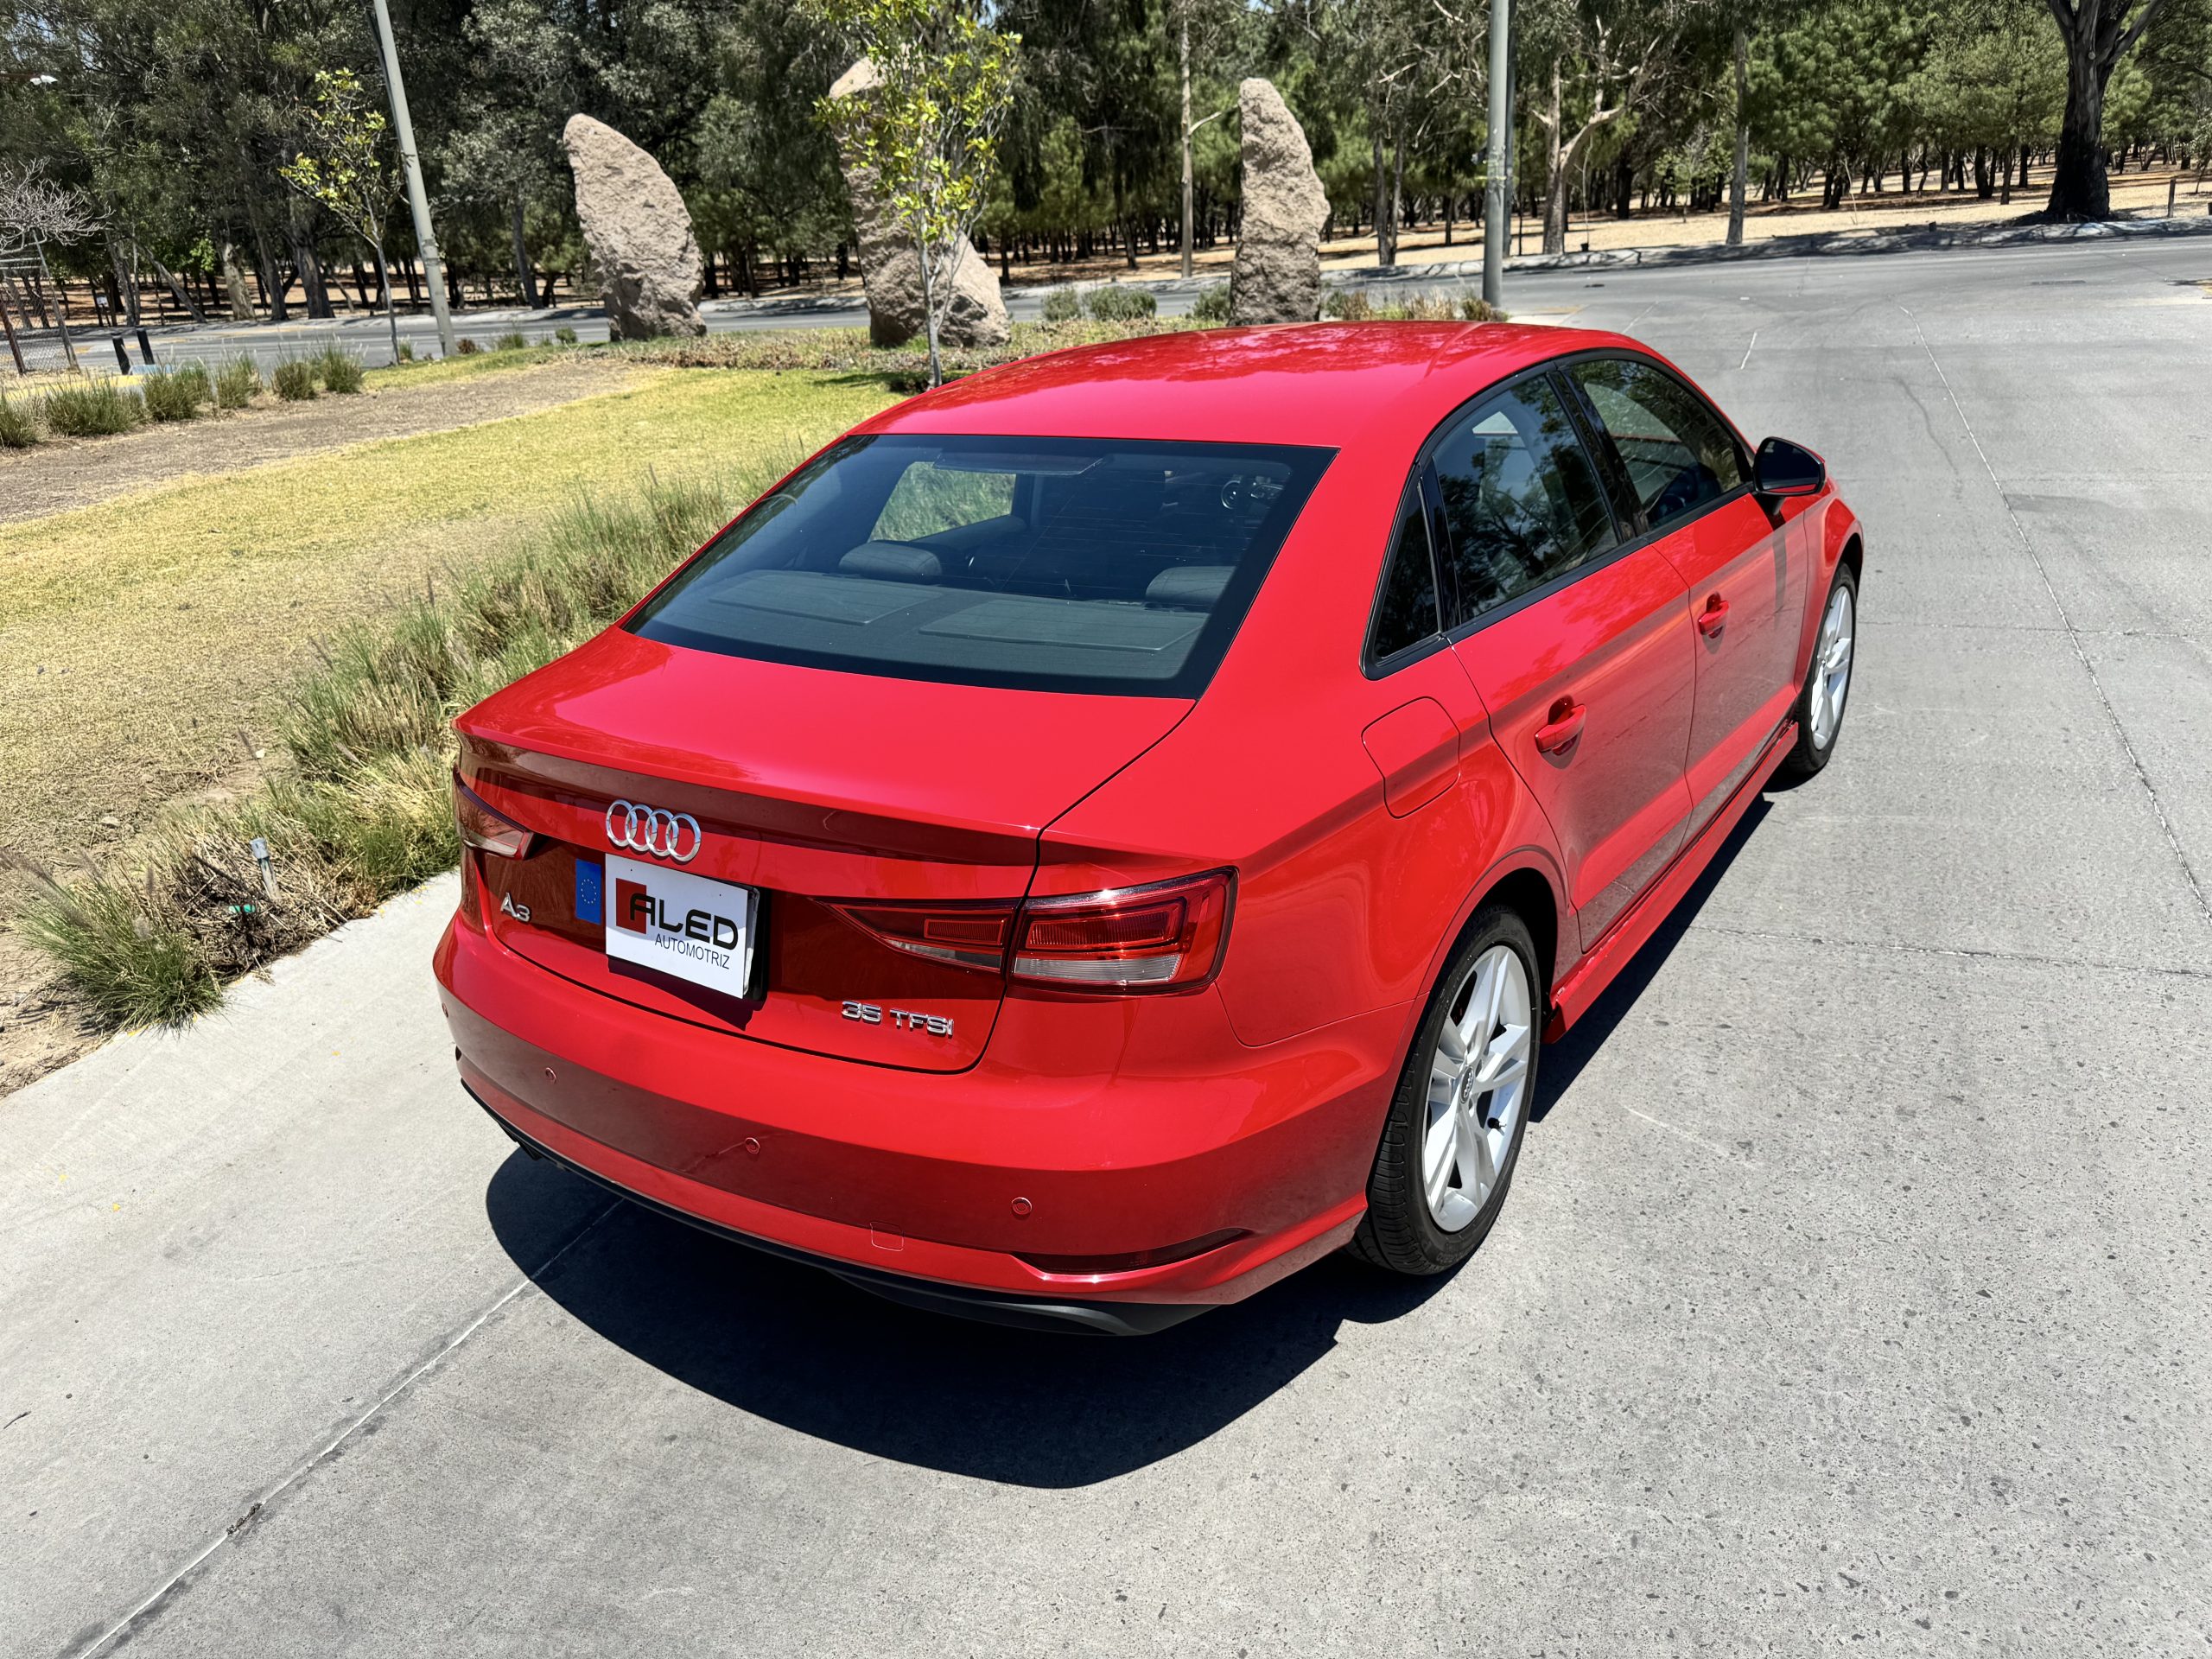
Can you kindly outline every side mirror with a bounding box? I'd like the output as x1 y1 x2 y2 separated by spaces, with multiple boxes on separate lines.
1754 435 1826 499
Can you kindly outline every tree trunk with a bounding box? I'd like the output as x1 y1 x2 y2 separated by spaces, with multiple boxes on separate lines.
510 195 537 308
1391 131 1406 263
0 283 25 375
108 239 140 327
919 240 944 388
1541 59 1568 255
147 253 204 323
372 238 399 363
292 227 333 319
1372 132 1395 266
220 241 256 321
36 248 79 371
252 227 287 322
1727 28 1751 247
2047 33 2113 219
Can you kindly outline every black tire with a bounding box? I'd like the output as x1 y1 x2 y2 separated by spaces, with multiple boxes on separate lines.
1349 906 1541 1276
1778 561 1858 782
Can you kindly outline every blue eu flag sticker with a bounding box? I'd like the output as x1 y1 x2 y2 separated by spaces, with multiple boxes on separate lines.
575 860 604 925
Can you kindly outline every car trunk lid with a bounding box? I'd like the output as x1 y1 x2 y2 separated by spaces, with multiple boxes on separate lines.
456 630 1190 1071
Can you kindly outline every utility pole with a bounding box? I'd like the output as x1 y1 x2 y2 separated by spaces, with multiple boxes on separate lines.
1482 0 1511 309
1179 8 1195 280
367 0 456 356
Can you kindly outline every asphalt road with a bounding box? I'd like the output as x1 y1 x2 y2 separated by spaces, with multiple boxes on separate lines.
5 238 2212 1656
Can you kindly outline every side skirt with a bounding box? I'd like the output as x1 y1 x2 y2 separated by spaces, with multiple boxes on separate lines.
1544 719 1798 1039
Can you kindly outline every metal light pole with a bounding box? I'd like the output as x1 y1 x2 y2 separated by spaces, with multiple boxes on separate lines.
367 0 456 356
1176 10 1194 279
1482 0 1512 309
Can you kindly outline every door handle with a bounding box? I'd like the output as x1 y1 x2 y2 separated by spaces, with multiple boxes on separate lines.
1696 594 1731 639
1533 697 1586 755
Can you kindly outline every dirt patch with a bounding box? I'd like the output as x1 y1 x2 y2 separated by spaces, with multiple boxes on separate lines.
0 931 94 1098
0 359 637 523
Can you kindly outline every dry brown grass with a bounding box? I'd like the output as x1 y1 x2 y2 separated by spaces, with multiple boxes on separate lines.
0 366 899 867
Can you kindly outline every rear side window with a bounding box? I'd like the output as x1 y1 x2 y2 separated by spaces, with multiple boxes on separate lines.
1368 483 1440 665
1567 358 1745 530
628 435 1332 697
1430 376 1618 627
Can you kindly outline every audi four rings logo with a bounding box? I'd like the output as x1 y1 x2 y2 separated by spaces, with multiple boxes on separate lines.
605 800 702 863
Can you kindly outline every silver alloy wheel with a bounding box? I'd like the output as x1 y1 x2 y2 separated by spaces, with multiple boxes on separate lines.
1810 582 1855 749
1421 944 1534 1232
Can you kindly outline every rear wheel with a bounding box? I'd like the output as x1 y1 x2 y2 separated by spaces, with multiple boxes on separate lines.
1350 907 1539 1276
1780 563 1857 780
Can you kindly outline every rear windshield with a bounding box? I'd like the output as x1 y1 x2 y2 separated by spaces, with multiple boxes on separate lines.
626 434 1332 696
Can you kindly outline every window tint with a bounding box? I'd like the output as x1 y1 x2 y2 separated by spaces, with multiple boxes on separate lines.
1430 376 1618 626
1568 358 1745 530
1368 483 1440 664
627 435 1332 697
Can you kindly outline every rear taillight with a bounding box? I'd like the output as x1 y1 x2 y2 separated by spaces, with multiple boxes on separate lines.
827 901 1017 972
1013 869 1234 993
829 869 1236 995
453 775 534 859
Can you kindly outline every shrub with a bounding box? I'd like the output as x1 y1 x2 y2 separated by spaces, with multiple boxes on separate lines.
41 376 144 436
280 467 766 783
454 336 482 356
493 330 529 352
1389 292 1456 321
214 355 260 409
394 341 415 362
1459 294 1508 322
0 391 39 448
554 326 578 345
1322 289 1373 321
315 344 365 392
1084 284 1157 321
1189 283 1232 324
5 853 224 1029
141 364 210 423
272 359 318 401
1039 286 1082 322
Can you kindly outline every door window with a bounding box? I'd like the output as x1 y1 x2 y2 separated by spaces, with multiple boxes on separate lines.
1367 480 1441 664
1567 358 1746 531
1430 376 1618 628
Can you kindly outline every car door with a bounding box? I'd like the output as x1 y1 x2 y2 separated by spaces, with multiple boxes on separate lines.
1433 369 1698 951
1566 355 1802 832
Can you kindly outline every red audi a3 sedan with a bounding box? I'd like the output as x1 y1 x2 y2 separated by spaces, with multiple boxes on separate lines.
436 322 1860 1334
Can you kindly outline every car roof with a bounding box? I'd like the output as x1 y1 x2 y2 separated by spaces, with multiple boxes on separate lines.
862 322 1653 451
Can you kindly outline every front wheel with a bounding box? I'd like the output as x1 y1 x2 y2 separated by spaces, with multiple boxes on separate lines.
1349 907 1540 1276
1780 562 1857 781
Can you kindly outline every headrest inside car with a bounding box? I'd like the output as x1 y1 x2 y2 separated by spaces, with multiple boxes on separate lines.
1144 565 1234 611
839 542 944 582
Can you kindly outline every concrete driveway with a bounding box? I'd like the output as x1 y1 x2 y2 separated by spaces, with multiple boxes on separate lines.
5 238 2210 1656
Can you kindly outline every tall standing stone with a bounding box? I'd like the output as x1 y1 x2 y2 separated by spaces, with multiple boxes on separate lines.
1230 79 1328 326
828 59 1010 349
563 114 706 340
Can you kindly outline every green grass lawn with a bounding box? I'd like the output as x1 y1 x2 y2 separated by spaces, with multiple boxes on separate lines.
0 366 901 862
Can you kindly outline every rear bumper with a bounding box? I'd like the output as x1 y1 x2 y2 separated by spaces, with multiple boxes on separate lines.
467 1081 1207 1335
436 913 1395 1330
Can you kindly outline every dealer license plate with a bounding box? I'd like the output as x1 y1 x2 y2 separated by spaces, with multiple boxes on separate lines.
601 852 757 1000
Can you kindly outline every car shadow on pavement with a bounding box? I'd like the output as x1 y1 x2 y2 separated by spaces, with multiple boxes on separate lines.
480 790 1777 1486
486 1154 1450 1488
1533 794 1771 1116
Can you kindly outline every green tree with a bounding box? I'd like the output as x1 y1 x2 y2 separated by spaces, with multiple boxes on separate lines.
280 68 403 357
817 0 1020 386
2044 0 2175 218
